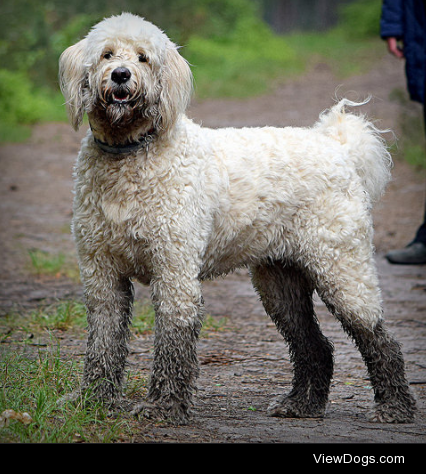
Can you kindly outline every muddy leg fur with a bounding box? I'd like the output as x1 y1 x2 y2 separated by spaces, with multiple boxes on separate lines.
143 313 202 423
130 276 204 424
251 261 334 418
313 249 417 423
82 276 134 402
339 318 416 423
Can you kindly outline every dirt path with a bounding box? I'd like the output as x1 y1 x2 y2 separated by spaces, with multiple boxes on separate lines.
0 53 425 445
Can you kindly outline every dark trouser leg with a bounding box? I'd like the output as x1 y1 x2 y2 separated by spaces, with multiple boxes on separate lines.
412 98 426 243
386 100 426 261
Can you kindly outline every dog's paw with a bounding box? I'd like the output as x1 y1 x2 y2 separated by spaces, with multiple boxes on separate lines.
130 401 161 419
369 402 416 424
267 394 326 419
57 387 124 411
130 400 190 425
56 390 82 407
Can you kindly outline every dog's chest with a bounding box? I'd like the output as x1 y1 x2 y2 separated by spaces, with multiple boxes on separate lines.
75 155 202 271
85 158 161 223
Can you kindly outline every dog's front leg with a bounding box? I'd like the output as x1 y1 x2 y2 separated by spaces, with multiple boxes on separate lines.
58 268 134 408
81 274 134 402
134 271 203 424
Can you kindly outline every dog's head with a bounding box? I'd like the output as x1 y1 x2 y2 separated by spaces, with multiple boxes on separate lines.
59 13 193 141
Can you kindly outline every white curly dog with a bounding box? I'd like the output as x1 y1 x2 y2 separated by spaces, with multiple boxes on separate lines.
59 13 416 424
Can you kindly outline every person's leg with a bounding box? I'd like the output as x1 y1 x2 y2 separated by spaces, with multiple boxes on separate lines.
412 93 426 245
386 97 426 264
385 238 426 264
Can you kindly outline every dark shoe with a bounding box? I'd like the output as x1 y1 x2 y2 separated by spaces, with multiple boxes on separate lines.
385 242 426 265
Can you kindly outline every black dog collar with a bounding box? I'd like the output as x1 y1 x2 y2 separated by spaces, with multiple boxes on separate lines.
93 132 155 155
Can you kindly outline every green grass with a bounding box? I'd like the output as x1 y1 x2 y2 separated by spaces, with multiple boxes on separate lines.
27 249 80 281
397 109 426 170
402 144 426 169
0 296 228 442
28 249 67 276
185 20 383 99
0 349 137 443
132 301 228 336
29 299 87 332
0 299 86 341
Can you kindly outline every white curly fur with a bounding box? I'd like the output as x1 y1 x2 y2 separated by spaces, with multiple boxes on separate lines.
59 14 417 424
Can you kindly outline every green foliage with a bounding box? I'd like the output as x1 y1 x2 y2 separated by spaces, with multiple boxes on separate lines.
283 0 383 78
338 0 382 39
0 70 66 142
185 17 302 98
0 0 385 138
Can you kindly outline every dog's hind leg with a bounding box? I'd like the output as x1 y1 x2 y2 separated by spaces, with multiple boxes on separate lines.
312 249 416 423
340 318 416 422
251 261 334 418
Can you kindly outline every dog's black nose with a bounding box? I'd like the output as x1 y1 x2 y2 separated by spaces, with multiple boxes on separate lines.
111 67 131 84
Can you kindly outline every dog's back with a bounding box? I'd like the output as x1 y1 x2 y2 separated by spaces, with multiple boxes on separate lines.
196 101 392 277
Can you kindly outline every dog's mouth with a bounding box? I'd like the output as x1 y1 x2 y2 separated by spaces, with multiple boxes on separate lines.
98 82 146 124
102 85 133 105
110 89 131 104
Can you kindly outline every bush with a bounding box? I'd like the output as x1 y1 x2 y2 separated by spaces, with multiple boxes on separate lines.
0 69 66 141
184 13 301 98
0 70 60 124
338 0 382 39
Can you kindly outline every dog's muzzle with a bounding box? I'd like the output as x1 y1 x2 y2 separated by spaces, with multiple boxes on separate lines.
110 67 132 103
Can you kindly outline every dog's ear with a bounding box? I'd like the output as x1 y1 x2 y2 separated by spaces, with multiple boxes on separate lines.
59 39 87 130
158 45 193 131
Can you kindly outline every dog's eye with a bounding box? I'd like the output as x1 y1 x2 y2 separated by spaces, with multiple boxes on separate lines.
138 54 148 63
103 51 113 60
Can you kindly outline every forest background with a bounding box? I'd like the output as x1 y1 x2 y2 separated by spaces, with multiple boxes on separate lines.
0 0 382 142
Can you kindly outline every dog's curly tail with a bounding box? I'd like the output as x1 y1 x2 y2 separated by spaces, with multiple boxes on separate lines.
315 98 393 205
